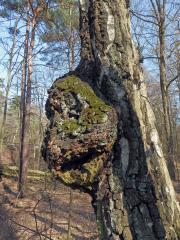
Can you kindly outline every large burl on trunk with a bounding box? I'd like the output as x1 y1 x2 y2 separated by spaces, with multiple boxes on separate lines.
42 75 118 190
42 0 180 239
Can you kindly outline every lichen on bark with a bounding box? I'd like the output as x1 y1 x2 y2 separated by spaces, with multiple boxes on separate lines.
42 75 118 191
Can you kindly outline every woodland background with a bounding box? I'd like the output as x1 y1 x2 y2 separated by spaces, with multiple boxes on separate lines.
0 0 179 239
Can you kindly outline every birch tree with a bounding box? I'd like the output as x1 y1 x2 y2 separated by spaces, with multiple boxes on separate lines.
43 0 180 239
131 0 180 179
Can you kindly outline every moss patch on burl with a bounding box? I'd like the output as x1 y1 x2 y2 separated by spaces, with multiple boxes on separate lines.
43 75 118 191
55 75 110 125
56 155 104 190
54 76 109 109
57 119 86 136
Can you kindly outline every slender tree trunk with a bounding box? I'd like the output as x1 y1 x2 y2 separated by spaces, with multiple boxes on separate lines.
159 26 171 144
68 4 75 72
26 14 36 166
158 20 176 179
176 45 180 102
75 1 179 239
18 11 30 197
174 39 180 181
18 7 36 197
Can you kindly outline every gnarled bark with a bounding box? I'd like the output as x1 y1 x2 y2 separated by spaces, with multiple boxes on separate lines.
43 0 180 239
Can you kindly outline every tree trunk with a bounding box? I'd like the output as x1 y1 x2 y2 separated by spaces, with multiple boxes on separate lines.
18 11 30 197
159 26 171 145
158 16 176 180
18 7 36 197
75 1 179 239
43 0 180 239
175 43 180 102
68 3 75 72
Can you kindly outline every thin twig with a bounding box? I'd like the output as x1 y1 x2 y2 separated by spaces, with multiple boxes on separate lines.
0 216 54 240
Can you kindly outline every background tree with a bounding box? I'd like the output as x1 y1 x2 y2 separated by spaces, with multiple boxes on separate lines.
41 0 79 71
0 0 79 195
18 0 48 197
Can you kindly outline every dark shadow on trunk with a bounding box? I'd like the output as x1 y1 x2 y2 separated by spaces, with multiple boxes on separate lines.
74 67 167 239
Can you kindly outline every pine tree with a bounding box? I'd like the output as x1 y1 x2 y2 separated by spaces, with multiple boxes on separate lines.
41 0 79 71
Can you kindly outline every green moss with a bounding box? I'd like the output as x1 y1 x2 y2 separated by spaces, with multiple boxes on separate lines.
56 156 104 189
54 76 102 107
57 170 92 190
80 107 108 124
57 119 80 134
83 157 103 183
54 75 111 125
57 118 88 136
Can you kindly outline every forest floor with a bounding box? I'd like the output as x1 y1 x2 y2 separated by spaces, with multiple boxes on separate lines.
0 168 179 240
0 176 99 240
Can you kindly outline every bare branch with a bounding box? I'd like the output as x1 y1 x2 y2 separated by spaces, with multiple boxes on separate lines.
167 75 179 88
130 10 159 26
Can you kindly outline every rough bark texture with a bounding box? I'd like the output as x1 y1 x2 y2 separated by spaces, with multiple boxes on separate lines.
43 0 180 239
